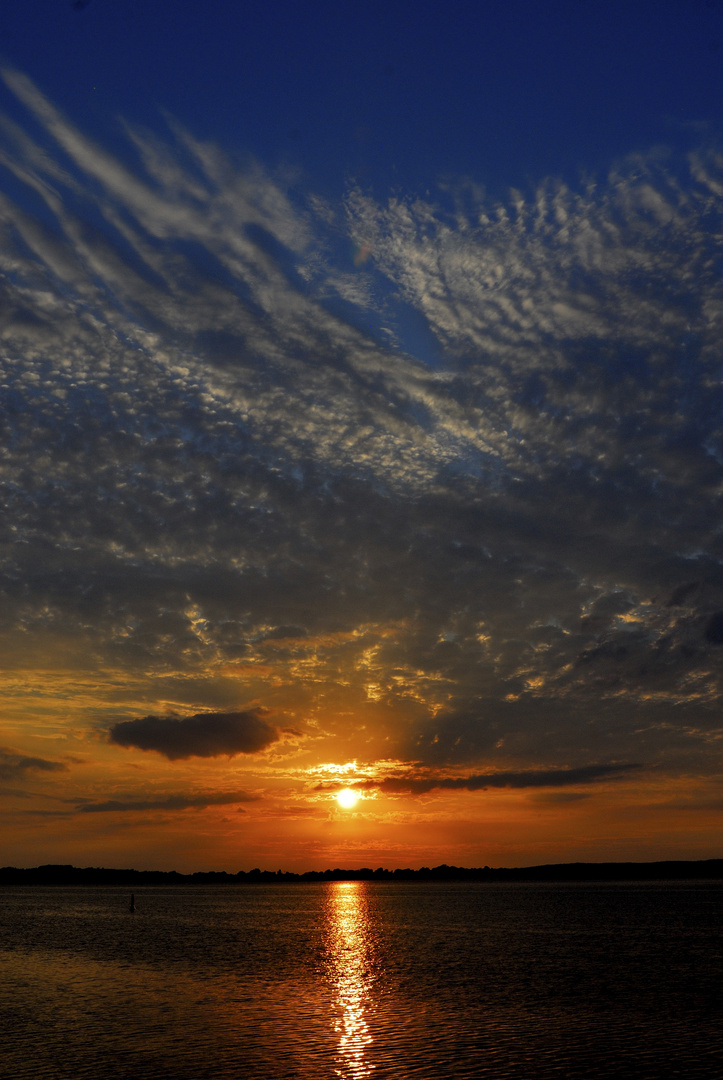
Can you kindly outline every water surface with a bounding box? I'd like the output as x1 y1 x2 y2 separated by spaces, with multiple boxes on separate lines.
1 881 720 1078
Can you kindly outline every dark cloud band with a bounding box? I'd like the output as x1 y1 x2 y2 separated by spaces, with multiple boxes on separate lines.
0 748 68 781
109 710 279 760
76 790 257 813
321 763 643 795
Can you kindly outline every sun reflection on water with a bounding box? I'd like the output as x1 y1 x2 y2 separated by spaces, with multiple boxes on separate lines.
324 881 376 1078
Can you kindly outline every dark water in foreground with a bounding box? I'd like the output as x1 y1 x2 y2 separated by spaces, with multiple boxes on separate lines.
0 881 721 1079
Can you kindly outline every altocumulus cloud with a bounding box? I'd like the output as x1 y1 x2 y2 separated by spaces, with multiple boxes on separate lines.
109 710 279 760
1 70 723 786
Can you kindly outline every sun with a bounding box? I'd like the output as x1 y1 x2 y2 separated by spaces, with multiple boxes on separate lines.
336 787 360 809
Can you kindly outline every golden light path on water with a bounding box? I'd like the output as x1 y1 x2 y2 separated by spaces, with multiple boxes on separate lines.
324 882 376 1078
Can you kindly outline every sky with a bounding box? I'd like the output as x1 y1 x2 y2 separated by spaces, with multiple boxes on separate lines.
1 0 723 872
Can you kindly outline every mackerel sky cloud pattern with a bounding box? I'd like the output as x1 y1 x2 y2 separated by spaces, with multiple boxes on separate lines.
1 49 723 868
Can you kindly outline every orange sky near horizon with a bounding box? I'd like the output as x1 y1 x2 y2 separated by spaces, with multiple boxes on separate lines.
3 640 722 872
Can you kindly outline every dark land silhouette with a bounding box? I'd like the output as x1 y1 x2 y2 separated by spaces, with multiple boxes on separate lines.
1 860 722 886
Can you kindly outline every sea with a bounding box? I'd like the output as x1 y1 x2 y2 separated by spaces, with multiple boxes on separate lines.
0 880 721 1079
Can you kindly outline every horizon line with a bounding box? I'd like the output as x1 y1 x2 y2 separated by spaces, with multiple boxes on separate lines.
3 858 722 884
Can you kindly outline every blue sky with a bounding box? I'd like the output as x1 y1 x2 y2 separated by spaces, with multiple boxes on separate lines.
1 1 723 871
3 1 723 200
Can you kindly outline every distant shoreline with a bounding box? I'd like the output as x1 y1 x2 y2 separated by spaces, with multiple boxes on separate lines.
1 859 722 886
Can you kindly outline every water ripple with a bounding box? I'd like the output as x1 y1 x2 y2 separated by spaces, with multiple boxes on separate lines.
0 881 721 1078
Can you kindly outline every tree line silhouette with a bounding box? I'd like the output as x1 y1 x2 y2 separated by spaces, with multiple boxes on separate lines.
1 860 722 886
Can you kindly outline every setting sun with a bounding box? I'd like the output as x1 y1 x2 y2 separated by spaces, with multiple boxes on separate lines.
336 788 360 809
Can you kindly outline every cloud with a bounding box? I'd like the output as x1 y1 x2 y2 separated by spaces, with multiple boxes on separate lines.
319 763 642 795
315 764 635 799
0 748 68 782
704 612 723 644
109 710 279 760
76 790 258 813
1 70 723 786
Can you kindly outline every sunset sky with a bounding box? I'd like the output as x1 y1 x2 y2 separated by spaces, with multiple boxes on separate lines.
2 1 723 872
